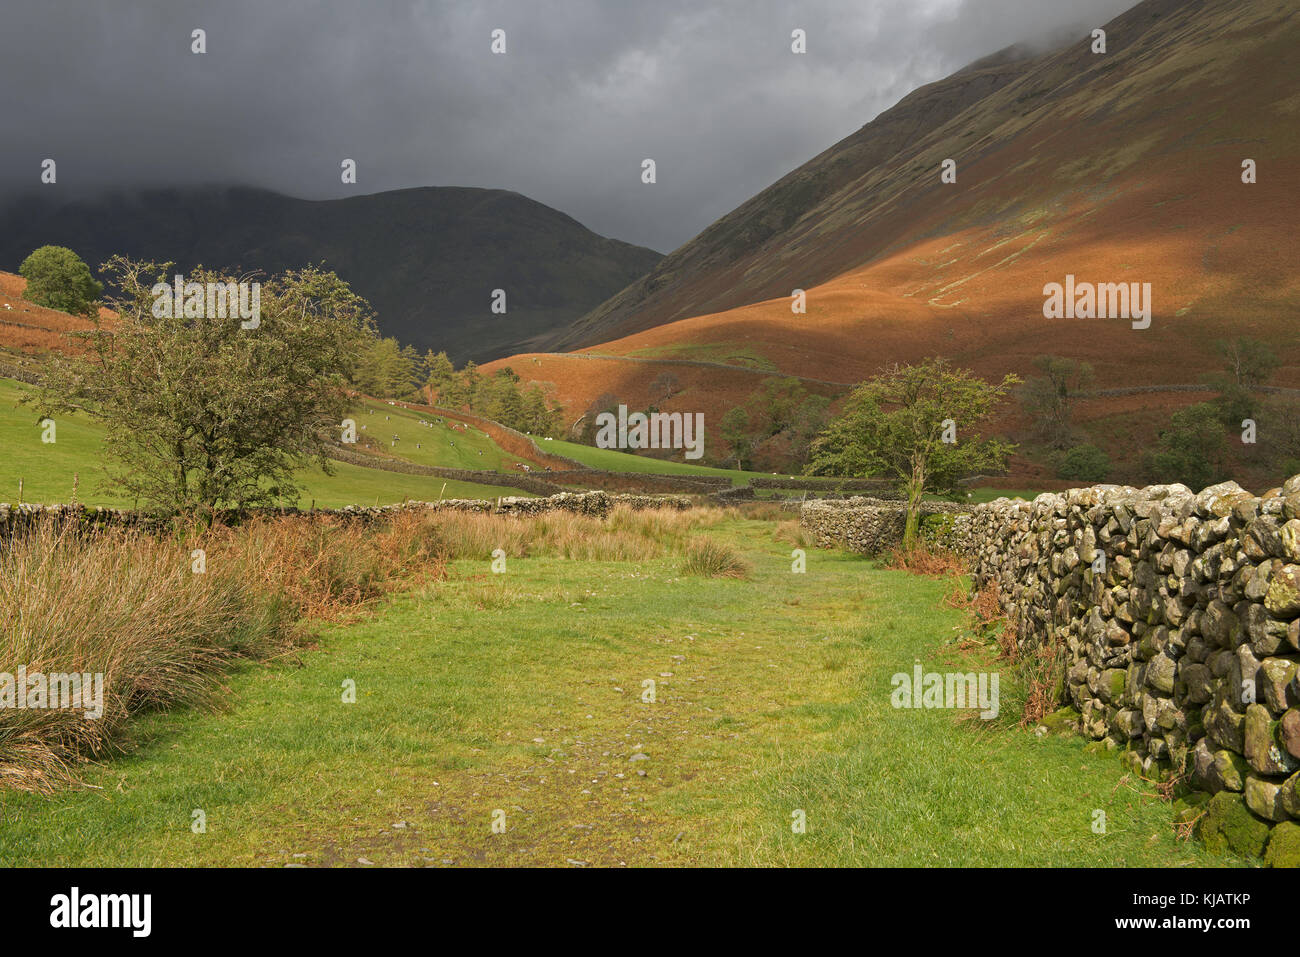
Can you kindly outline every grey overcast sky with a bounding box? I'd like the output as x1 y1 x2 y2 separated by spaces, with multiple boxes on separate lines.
0 0 1137 253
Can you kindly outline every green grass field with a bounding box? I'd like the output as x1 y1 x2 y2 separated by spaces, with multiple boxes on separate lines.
349 399 518 473
0 378 532 505
539 436 846 486
0 518 1233 867
618 343 780 372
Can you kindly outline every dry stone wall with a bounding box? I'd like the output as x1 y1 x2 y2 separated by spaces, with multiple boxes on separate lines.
800 477 1300 863
948 478 1300 863
801 497 975 555
0 491 693 543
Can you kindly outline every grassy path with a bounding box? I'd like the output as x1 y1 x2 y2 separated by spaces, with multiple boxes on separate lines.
0 520 1235 866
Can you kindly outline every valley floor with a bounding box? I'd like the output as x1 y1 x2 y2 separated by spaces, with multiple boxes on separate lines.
0 520 1239 867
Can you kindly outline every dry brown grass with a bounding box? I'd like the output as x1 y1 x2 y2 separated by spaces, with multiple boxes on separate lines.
420 504 716 564
940 576 1063 727
886 543 968 577
202 513 445 622
945 580 1011 648
0 523 289 792
729 502 792 522
1019 639 1065 729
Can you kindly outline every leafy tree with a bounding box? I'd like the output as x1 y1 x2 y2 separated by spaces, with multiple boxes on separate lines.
806 358 1018 548
36 257 374 512
1254 395 1300 482
1205 337 1278 428
749 377 807 437
1209 382 1256 430
1018 355 1093 448
788 394 832 463
708 376 829 472
480 370 526 426
461 360 482 407
426 358 565 434
353 335 419 399
719 407 753 470
1057 444 1110 482
1144 402 1228 491
1213 336 1279 388
425 350 455 389
521 385 563 436
428 350 468 408
19 245 103 318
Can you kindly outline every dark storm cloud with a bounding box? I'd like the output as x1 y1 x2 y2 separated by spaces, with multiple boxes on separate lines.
0 0 1137 252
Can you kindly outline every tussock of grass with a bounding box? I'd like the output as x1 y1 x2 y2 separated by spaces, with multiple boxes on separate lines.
680 538 751 578
771 520 811 548
0 524 289 792
0 514 446 791
943 576 1066 728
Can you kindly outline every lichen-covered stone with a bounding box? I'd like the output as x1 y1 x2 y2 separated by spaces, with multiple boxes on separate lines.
1178 662 1214 704
1279 770 1300 819
1245 703 1300 776
1266 565 1300 617
1260 657 1299 714
1281 520 1300 563
1245 773 1290 822
1098 669 1126 704
1192 738 1250 793
1146 653 1176 694
1205 697 1246 753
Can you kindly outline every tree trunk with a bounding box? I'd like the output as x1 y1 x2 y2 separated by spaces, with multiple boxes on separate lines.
902 464 926 551
903 496 922 551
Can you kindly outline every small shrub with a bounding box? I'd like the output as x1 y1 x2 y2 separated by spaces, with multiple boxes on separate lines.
1056 444 1111 482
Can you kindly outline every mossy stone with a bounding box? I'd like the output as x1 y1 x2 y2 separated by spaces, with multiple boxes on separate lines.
1264 821 1300 868
1039 706 1080 735
1197 791 1271 858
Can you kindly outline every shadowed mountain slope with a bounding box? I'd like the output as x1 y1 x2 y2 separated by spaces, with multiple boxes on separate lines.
546 0 1298 354
0 186 662 363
